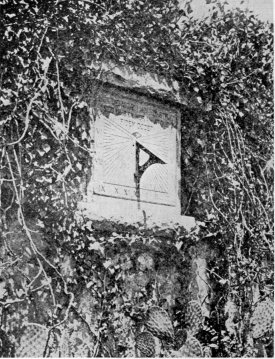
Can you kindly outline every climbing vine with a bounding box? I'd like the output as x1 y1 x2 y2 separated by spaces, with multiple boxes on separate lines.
0 0 273 357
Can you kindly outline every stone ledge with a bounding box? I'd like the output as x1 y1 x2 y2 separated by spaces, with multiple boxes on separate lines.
85 61 187 105
78 201 196 232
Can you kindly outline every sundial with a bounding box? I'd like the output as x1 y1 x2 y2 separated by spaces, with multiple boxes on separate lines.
94 111 177 207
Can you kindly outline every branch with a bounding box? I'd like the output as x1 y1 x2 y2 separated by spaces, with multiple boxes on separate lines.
0 298 25 307
6 150 56 306
48 49 66 132
7 54 50 146
37 21 49 56
189 40 216 50
205 161 231 227
6 147 77 320
223 69 258 88
7 92 40 146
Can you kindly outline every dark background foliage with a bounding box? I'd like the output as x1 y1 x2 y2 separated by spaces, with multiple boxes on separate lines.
0 0 273 356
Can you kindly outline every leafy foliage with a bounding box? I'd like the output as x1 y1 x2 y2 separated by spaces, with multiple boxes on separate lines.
178 6 273 356
0 0 273 357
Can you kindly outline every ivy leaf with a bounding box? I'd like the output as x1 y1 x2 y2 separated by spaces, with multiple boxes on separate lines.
88 242 104 255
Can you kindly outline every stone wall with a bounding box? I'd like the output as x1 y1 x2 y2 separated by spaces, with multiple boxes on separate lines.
0 218 214 357
0 66 215 357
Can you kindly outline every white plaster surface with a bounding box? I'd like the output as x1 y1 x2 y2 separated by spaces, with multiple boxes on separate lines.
79 197 196 231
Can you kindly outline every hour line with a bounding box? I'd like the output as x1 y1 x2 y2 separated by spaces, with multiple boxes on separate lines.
104 118 132 138
103 142 132 165
104 143 132 178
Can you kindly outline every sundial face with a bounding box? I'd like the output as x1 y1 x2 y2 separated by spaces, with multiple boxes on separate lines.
93 111 177 206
